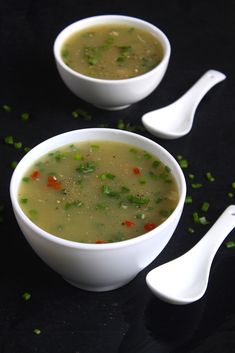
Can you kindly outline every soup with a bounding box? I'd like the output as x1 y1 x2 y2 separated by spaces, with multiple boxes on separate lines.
61 24 164 79
18 141 178 243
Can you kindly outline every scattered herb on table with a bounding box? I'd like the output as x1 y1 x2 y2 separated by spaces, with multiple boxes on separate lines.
225 240 235 249
21 112 30 121
1 104 12 112
22 292 31 301
33 328 42 335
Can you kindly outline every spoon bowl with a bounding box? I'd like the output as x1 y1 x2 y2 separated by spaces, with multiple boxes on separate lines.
142 70 226 139
146 205 235 304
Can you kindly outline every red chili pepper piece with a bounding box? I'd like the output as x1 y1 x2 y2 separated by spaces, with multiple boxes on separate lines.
31 170 40 180
133 167 141 175
122 220 135 227
144 223 157 231
95 240 106 244
47 175 62 190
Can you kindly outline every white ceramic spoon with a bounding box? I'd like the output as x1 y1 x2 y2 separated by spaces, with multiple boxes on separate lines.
146 205 235 305
142 70 226 139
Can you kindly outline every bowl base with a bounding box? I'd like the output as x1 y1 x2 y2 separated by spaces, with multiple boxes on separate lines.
95 104 131 111
63 276 134 292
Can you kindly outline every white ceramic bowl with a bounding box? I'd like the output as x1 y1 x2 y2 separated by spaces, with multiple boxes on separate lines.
10 128 186 291
53 15 171 110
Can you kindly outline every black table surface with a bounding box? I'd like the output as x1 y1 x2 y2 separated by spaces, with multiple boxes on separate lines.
1 1 235 352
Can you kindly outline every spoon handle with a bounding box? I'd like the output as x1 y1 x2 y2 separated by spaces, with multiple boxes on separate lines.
179 69 226 110
190 205 235 263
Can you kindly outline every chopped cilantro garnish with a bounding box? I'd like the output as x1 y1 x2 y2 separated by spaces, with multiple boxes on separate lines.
2 104 12 112
205 172 215 182
201 202 210 212
22 292 31 301
33 328 41 335
21 112 30 121
225 240 235 249
185 195 193 204
4 135 14 145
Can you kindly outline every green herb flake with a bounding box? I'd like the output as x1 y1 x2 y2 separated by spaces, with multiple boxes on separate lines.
24 146 31 153
74 154 82 161
136 213 146 219
188 173 195 180
20 198 28 204
2 104 12 112
33 328 41 335
4 135 14 145
228 192 234 198
206 172 215 182
191 183 203 189
188 227 195 234
76 161 96 174
11 160 18 169
152 160 160 169
201 201 210 212
185 195 193 204
99 173 116 181
22 177 30 182
72 108 92 120
225 240 235 249
232 182 235 190
192 212 199 224
22 292 31 301
179 159 188 169
102 185 120 198
14 141 22 149
64 200 83 210
21 112 30 121
139 177 146 185
117 119 125 130
127 195 150 205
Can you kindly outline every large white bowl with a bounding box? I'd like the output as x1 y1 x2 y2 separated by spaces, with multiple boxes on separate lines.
53 15 171 110
10 128 186 291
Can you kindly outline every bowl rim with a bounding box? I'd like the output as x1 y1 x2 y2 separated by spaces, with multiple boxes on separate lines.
10 128 186 251
53 14 171 84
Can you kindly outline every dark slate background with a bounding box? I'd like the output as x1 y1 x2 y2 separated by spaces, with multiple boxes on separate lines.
0 1 235 352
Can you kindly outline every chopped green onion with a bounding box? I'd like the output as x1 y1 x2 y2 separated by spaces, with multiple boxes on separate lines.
33 328 41 335
225 240 235 248
14 141 22 149
99 173 116 181
178 159 188 169
72 108 91 120
188 227 195 234
136 213 146 219
11 160 18 169
20 198 28 204
206 172 215 182
2 104 11 112
152 160 160 168
117 119 125 129
22 292 31 301
201 202 210 212
185 195 193 204
188 173 195 180
22 177 30 182
232 182 235 190
127 194 149 205
4 135 14 145
191 183 203 189
21 112 30 121
228 192 234 198
74 154 82 160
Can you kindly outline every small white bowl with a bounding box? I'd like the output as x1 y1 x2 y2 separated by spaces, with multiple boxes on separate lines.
10 128 186 291
53 15 171 110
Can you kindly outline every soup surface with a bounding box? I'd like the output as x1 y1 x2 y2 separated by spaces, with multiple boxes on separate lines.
18 141 178 243
61 24 164 79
